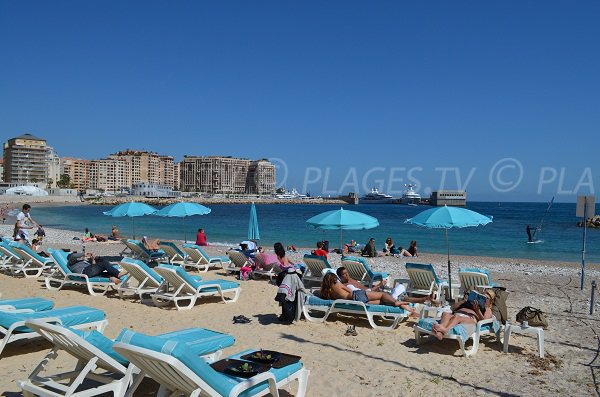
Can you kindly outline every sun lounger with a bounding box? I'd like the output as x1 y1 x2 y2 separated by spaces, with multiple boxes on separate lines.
117 257 165 301
405 263 448 301
18 322 236 397
151 264 241 310
302 294 409 330
414 316 501 357
182 243 231 272
458 267 500 296
112 336 309 397
0 297 54 312
225 249 250 274
122 239 167 262
45 249 125 296
0 241 23 272
302 255 334 286
158 241 188 265
8 242 54 278
0 305 107 357
340 256 391 288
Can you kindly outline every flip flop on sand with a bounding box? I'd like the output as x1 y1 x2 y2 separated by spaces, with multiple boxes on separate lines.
233 315 252 324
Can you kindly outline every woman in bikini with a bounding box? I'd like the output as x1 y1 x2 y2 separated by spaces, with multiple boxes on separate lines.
432 289 495 340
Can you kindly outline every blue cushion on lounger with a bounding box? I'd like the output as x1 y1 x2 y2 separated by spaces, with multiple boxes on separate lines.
0 297 54 312
120 257 163 283
182 244 230 263
158 264 238 291
406 263 445 284
169 346 303 397
306 295 407 314
0 306 106 333
418 317 498 341
69 328 129 365
9 242 53 264
116 328 235 357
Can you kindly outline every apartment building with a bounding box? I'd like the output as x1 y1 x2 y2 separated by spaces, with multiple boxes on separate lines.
61 157 92 190
108 150 175 188
3 133 50 184
180 156 276 195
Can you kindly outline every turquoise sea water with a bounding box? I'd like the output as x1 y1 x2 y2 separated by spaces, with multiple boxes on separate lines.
28 202 600 263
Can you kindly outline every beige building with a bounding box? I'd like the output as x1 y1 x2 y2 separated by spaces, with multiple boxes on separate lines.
3 133 50 184
180 156 275 195
61 157 91 191
108 150 175 188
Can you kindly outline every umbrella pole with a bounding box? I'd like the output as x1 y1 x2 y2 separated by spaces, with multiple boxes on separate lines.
340 230 343 255
132 218 135 240
446 228 452 301
183 217 186 243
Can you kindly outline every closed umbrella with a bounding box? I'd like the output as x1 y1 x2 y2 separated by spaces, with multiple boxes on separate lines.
103 202 157 239
306 207 379 252
405 205 493 300
154 202 211 242
248 202 260 241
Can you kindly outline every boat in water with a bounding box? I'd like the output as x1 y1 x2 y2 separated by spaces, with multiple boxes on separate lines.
360 188 395 204
401 184 421 205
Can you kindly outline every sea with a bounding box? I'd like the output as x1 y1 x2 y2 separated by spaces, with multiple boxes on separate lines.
23 201 600 264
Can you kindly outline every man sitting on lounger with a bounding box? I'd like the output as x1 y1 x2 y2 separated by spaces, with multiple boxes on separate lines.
320 272 416 314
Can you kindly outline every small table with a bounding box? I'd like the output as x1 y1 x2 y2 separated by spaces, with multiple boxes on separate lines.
503 322 545 358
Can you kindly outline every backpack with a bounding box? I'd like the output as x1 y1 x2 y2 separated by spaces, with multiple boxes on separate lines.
516 306 548 329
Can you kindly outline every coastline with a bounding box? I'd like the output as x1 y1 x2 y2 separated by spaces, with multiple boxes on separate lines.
0 224 598 396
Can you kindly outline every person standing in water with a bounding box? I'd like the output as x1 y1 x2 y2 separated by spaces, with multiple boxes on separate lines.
526 225 533 242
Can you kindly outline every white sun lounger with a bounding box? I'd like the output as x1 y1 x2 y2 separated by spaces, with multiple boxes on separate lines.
117 257 164 301
340 256 391 288
0 297 54 312
112 340 309 397
8 242 54 278
182 244 231 272
151 265 241 310
18 322 236 397
302 294 409 330
0 305 107 357
414 316 502 357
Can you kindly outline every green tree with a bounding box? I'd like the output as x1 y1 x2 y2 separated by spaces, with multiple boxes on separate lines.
57 174 71 188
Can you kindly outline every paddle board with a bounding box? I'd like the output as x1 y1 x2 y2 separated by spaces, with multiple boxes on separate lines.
526 240 544 244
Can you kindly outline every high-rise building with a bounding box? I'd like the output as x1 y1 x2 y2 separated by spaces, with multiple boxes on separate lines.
108 150 175 188
180 156 276 195
3 133 50 184
61 157 91 191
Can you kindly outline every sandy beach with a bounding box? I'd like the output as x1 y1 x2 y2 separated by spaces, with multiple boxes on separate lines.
0 224 598 396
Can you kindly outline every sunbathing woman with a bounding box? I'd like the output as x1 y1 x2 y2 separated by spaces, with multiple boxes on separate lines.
432 289 495 340
319 273 415 312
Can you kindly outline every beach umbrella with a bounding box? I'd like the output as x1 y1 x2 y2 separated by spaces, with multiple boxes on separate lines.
154 202 211 242
248 202 260 241
103 202 157 239
405 205 493 300
306 207 379 251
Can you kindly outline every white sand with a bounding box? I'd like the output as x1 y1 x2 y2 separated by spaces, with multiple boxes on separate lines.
0 224 598 396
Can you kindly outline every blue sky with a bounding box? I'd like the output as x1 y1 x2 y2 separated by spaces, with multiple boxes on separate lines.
1 1 598 202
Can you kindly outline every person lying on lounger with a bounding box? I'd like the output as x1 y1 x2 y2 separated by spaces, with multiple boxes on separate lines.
67 252 127 284
320 273 416 314
336 267 432 306
142 236 160 251
432 289 496 340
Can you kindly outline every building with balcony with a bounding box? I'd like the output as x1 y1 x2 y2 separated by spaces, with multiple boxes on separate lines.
3 133 50 184
180 156 276 195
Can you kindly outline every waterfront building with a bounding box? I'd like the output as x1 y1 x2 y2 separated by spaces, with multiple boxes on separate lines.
108 150 175 188
131 182 179 198
47 147 61 188
0 159 3 182
2 133 50 184
180 156 275 195
430 190 467 206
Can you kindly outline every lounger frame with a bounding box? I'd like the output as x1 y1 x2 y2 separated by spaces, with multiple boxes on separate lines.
117 259 163 301
18 320 137 397
151 266 240 310
302 297 408 330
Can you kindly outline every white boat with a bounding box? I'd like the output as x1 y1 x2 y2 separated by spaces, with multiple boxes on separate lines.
274 188 310 200
401 184 421 205
360 188 394 204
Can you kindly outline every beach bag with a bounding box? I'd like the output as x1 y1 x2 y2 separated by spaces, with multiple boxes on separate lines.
516 306 548 329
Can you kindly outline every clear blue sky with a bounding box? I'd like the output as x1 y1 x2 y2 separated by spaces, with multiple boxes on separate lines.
1 1 598 202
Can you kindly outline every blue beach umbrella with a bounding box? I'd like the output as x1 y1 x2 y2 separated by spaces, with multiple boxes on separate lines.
306 207 379 251
405 205 493 300
154 202 211 242
103 202 157 239
248 202 260 241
